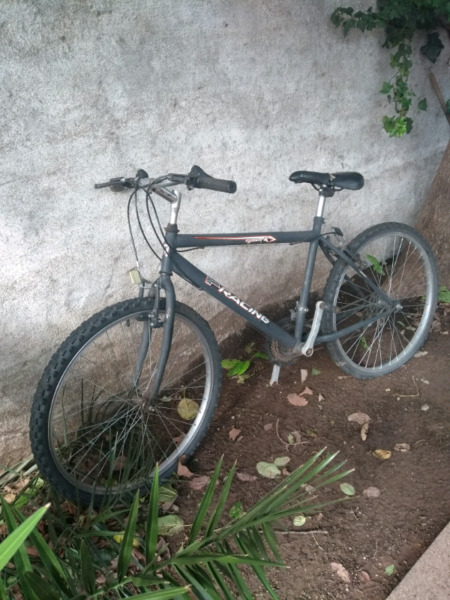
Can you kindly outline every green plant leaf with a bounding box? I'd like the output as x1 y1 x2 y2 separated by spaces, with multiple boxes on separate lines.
359 336 369 350
340 482 356 496
145 465 160 564
380 81 392 94
207 562 236 600
385 564 396 576
252 352 268 360
229 501 244 520
1 499 44 600
418 98 427 111
420 32 444 63
293 514 306 527
117 491 140 582
80 540 96 594
438 286 450 303
25 520 73 597
273 456 290 468
366 254 384 275
256 462 281 479
228 360 251 377
130 587 192 599
23 571 61 600
158 515 185 536
221 359 240 370
0 502 49 571
189 456 224 543
175 564 220 600
205 462 236 537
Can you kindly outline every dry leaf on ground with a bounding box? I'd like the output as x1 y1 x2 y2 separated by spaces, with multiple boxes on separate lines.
373 449 392 460
330 562 351 583
237 472 257 482
361 422 370 441
177 457 194 478
363 486 381 498
188 476 210 491
347 412 371 425
394 443 410 452
287 393 309 407
228 427 241 441
256 461 281 479
177 398 199 420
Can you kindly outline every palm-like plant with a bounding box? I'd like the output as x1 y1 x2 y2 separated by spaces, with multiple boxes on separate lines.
1 449 352 599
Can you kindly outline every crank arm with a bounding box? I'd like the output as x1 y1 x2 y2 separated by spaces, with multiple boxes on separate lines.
301 301 324 356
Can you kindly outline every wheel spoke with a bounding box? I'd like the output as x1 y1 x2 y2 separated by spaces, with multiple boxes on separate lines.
31 299 220 505
323 223 438 377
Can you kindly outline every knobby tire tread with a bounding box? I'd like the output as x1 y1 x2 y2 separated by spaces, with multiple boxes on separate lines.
30 297 222 505
322 222 438 379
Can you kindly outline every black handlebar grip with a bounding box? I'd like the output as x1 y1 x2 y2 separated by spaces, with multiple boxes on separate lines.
195 175 237 194
188 165 237 194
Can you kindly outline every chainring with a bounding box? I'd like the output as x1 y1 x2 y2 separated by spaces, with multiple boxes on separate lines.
265 317 303 366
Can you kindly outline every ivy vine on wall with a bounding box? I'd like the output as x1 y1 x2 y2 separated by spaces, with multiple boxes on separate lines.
331 0 450 136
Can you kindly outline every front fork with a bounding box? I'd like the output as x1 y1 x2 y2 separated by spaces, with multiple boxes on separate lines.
132 273 176 402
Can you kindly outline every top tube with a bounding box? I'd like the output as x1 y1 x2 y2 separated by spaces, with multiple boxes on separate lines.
174 226 323 248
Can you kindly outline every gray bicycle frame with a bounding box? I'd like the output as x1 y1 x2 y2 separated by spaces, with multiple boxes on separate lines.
141 184 394 397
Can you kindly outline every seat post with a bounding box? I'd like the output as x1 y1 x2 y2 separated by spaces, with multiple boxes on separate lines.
316 185 334 218
316 192 326 218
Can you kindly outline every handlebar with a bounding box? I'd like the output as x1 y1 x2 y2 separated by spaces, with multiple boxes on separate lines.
94 166 237 195
185 165 237 194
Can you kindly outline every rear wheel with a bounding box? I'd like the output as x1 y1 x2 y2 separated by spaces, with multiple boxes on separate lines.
30 298 221 505
322 222 438 378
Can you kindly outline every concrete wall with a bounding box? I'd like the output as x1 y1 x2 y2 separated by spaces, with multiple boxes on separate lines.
1 0 449 465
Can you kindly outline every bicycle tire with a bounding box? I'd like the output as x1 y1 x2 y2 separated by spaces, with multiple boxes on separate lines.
322 222 438 379
30 297 222 506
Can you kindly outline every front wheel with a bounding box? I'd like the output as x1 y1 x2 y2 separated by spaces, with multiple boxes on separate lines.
322 222 438 378
30 298 222 506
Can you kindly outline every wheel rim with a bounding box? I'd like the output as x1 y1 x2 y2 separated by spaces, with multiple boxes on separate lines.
48 308 214 498
332 231 435 373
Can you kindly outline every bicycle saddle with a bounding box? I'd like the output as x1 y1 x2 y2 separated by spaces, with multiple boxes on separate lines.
289 170 364 191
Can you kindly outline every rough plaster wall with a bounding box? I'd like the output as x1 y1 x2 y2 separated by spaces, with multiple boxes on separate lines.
0 0 449 465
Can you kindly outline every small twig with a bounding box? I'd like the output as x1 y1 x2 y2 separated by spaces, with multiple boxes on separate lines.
275 419 308 448
429 73 450 126
374 540 379 558
275 529 329 536
393 376 420 399
0 455 36 487
312 532 325 552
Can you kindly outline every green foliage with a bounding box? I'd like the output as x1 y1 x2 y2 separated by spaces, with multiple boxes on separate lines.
438 286 450 303
331 1 449 136
0 451 353 599
366 254 385 275
0 500 49 571
222 343 268 383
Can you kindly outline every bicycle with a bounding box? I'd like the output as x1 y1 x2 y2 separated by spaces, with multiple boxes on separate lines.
30 165 439 505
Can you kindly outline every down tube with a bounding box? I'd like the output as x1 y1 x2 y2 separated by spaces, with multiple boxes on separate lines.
171 252 297 349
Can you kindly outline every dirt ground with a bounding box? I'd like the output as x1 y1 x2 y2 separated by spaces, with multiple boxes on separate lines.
176 305 450 600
